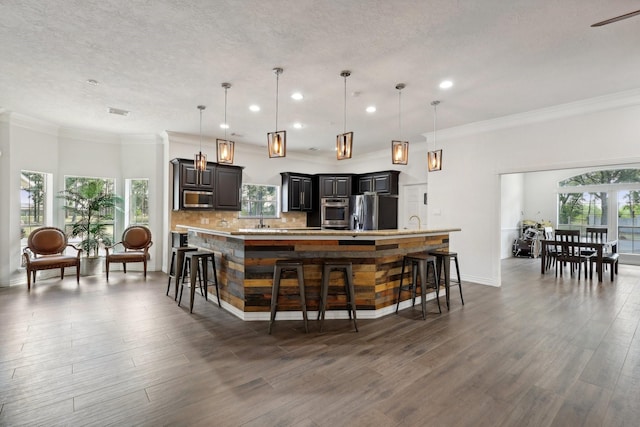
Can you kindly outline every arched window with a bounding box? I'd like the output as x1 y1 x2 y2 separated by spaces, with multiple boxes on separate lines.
558 169 640 254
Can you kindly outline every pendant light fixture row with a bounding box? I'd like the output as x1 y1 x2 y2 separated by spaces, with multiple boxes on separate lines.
217 82 235 164
336 70 353 160
427 100 443 172
391 83 409 165
267 67 286 158
194 105 207 173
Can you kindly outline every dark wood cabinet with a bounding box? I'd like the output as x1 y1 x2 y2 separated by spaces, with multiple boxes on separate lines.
214 164 243 210
319 175 352 198
281 172 314 212
356 170 399 195
171 158 242 211
179 159 214 190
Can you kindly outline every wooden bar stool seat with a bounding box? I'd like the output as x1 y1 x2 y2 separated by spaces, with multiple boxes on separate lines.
268 260 309 334
396 253 440 319
178 251 220 313
318 261 358 332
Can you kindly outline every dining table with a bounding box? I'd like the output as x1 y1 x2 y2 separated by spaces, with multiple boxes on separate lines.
539 239 618 282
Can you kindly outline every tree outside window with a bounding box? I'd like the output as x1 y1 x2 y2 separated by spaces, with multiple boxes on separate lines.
126 179 149 226
20 170 47 240
240 184 279 218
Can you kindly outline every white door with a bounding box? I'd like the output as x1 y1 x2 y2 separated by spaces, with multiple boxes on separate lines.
401 183 428 229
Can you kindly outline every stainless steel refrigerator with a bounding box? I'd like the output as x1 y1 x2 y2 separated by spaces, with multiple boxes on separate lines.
349 193 398 230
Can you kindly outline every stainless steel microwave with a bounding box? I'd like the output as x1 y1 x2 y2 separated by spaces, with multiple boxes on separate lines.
183 190 214 208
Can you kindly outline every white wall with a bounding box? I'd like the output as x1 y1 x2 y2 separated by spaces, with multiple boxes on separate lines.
430 96 640 286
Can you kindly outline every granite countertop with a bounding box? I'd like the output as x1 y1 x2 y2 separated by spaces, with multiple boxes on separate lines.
176 224 461 238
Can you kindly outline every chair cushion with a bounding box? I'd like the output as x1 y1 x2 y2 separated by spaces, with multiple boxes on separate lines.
107 251 148 262
28 255 78 269
121 226 152 250
27 227 68 255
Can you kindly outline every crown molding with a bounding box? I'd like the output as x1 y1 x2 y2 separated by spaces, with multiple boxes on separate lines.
422 88 640 142
5 112 59 136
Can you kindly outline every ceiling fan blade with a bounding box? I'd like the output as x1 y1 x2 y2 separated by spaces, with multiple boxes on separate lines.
591 9 640 27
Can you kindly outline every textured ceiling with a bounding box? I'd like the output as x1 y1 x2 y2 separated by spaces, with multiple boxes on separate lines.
1 0 639 157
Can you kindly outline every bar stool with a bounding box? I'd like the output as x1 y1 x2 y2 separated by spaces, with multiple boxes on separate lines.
395 253 440 319
318 261 358 333
166 247 197 300
268 260 309 334
428 249 464 310
178 251 220 313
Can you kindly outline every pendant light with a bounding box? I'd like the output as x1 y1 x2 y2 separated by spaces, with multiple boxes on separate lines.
391 83 409 165
427 100 442 172
267 67 286 158
194 105 207 172
336 70 353 160
217 82 235 164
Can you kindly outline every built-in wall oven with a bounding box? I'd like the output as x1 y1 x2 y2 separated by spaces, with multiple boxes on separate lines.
321 197 350 229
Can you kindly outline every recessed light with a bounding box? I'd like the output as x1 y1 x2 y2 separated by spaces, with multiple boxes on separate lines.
107 107 130 116
86 79 99 86
220 123 229 129
366 106 376 113
249 104 260 112
293 122 303 129
439 80 453 89
291 92 304 100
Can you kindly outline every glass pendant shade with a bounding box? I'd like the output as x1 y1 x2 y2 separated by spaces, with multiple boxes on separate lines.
218 83 235 164
391 140 409 165
194 105 207 172
428 100 442 172
336 132 353 160
194 151 207 172
391 83 408 164
428 149 443 171
217 139 234 164
336 71 353 160
267 68 286 158
268 131 286 158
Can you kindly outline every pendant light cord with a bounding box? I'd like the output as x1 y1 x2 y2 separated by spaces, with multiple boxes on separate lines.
398 89 402 138
224 86 228 141
199 107 203 151
431 100 440 150
343 75 347 134
275 71 279 131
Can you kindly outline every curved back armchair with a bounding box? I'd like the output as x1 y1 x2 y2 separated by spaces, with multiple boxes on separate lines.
104 225 153 280
23 227 82 291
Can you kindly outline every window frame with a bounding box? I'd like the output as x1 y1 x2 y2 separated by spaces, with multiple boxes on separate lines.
239 183 281 219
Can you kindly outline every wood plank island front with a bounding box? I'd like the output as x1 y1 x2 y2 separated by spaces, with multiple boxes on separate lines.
179 226 461 321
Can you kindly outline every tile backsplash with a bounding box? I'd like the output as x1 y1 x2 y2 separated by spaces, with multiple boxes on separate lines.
170 210 308 230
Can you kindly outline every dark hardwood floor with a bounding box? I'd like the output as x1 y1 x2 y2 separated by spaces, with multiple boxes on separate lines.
1 258 639 426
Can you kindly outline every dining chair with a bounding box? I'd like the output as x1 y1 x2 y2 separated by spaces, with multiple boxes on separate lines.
586 227 619 281
554 229 589 279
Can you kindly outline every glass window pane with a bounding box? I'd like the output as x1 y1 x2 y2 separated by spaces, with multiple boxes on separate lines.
20 170 47 242
127 179 149 226
240 184 280 218
618 190 640 254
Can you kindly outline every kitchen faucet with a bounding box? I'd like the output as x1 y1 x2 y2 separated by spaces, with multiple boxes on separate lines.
409 215 421 229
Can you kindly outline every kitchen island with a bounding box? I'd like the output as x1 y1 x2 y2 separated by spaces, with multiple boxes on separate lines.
177 225 461 320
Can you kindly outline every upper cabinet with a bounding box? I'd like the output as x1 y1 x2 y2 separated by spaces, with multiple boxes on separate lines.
177 158 214 190
171 158 243 211
281 172 315 212
319 175 352 198
214 164 243 211
356 170 399 195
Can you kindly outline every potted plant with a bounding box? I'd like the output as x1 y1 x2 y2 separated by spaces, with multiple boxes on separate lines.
59 179 122 275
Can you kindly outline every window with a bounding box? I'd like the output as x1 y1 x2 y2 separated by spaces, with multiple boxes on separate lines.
21 171 47 237
557 168 640 255
240 184 279 218
125 179 149 226
20 170 51 243
62 176 117 256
